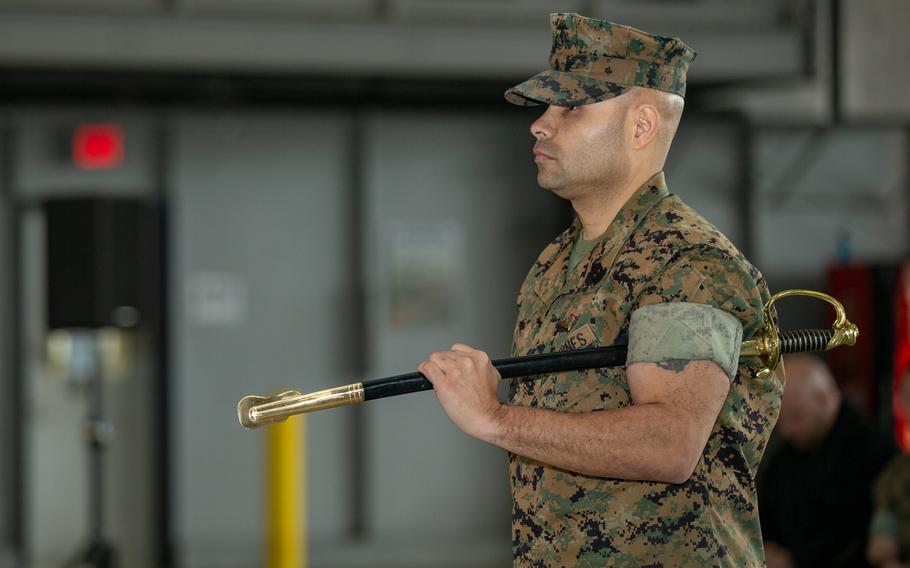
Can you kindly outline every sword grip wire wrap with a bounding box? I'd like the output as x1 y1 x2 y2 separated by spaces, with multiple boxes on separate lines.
779 329 835 354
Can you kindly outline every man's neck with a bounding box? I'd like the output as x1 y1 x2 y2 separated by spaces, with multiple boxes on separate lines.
571 168 662 240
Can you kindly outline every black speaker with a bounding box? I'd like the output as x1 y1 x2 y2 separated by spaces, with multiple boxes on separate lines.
43 197 162 330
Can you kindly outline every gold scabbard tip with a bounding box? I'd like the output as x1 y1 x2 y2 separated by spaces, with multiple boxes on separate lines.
237 396 262 429
237 390 300 429
237 384 365 429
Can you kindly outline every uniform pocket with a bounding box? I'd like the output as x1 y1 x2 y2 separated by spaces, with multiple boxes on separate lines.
555 322 599 352
538 324 631 412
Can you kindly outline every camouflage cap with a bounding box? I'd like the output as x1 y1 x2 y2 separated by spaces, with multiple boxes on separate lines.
505 13 697 107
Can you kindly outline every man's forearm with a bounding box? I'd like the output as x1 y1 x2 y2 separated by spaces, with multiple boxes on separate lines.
482 401 703 483
419 350 726 483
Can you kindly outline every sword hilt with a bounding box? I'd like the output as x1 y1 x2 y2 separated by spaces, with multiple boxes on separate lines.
740 289 859 378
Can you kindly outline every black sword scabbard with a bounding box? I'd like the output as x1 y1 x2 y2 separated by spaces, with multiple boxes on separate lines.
238 289 859 429
362 345 630 401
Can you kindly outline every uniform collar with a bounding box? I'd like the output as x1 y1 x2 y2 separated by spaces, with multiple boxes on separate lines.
531 171 670 306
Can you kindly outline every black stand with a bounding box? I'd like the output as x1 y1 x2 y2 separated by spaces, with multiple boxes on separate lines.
64 337 117 568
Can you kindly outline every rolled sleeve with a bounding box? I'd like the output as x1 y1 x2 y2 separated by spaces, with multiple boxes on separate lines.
628 302 743 379
629 244 766 375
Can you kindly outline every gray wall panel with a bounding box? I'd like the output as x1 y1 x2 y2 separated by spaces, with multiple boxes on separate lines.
171 111 355 566
842 0 910 120
362 109 566 561
755 128 908 286
665 119 744 250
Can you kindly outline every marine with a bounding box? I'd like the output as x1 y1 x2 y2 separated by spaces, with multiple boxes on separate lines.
418 13 784 567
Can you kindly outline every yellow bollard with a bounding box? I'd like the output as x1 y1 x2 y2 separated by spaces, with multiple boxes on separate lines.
266 415 306 568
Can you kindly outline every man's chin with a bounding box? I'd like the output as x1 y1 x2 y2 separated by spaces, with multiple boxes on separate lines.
536 175 572 199
536 173 560 191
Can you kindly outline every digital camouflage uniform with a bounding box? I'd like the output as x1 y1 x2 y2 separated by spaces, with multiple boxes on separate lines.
502 14 784 566
507 172 783 567
871 454 910 556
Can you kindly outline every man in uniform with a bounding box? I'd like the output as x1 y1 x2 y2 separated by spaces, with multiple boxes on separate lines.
418 13 784 566
759 354 895 568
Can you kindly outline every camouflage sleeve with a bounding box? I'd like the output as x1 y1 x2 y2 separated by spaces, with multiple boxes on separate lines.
633 244 766 342
873 457 901 515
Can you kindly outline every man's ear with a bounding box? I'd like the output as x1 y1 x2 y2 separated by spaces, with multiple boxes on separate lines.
632 104 661 149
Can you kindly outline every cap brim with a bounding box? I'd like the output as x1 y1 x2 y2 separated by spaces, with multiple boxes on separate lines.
504 69 631 107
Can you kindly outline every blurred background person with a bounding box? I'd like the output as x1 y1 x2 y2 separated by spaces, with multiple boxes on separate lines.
759 354 897 568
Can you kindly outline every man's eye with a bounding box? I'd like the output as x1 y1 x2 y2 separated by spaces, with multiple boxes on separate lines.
567 105 579 111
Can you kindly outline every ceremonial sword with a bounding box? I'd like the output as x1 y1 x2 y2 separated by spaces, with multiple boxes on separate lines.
237 289 858 429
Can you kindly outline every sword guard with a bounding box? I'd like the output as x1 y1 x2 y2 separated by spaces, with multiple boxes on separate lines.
742 289 859 378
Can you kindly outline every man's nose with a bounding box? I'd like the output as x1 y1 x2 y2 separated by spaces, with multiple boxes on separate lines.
530 106 557 140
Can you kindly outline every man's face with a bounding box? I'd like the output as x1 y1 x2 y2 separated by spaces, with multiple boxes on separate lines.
530 96 633 200
777 382 827 450
777 398 817 450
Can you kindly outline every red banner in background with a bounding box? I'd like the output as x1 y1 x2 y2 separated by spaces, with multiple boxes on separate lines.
827 265 877 416
893 262 910 450
827 262 910 449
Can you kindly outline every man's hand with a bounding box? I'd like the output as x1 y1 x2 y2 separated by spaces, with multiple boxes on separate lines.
419 343 504 440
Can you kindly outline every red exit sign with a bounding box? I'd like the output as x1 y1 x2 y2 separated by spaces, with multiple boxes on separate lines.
72 123 125 170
